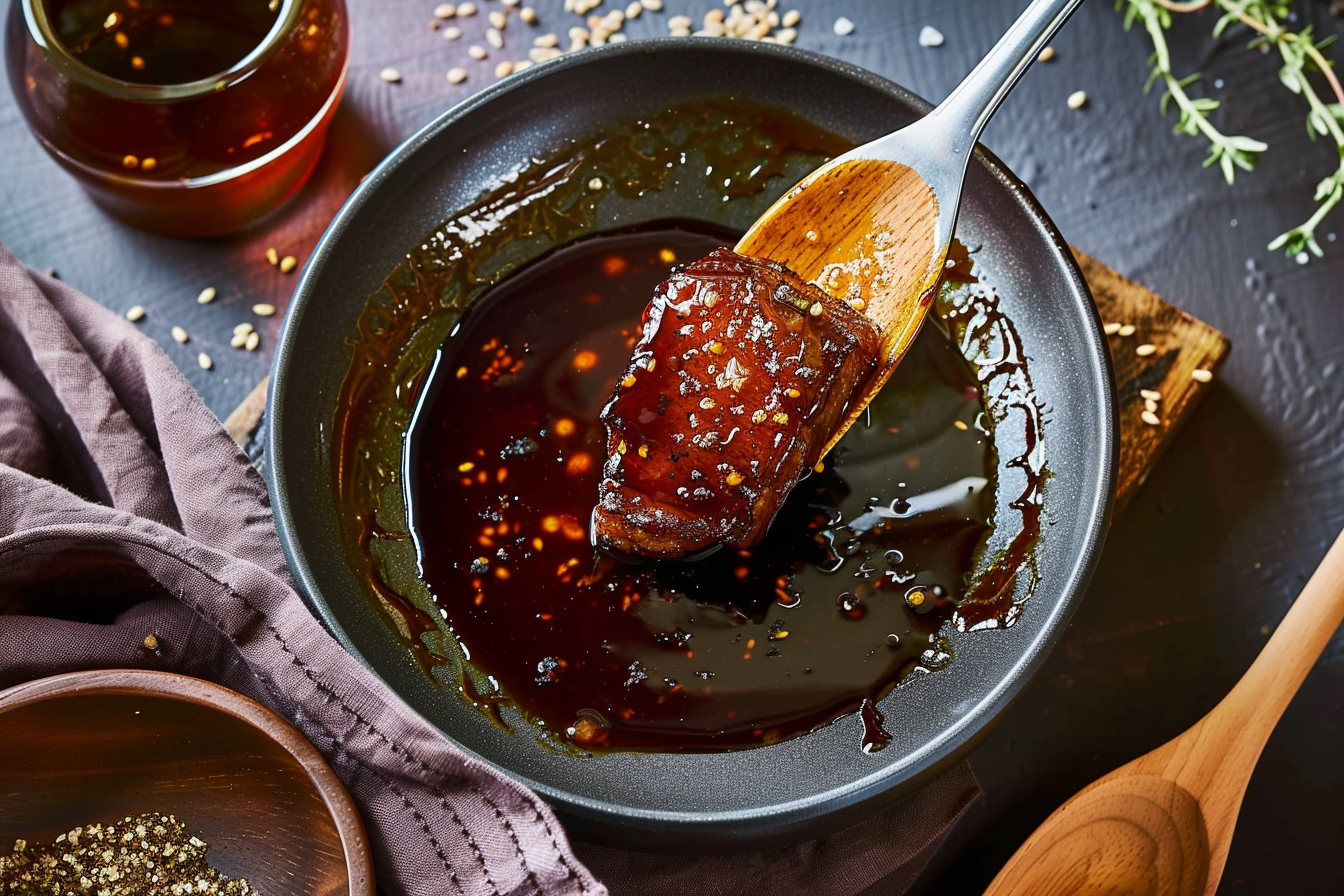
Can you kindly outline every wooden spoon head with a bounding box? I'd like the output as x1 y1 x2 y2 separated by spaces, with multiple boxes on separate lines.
984 775 1212 896
735 157 944 450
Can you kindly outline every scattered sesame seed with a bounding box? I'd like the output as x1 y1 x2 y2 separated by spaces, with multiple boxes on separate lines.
486 28 504 48
448 67 468 83
489 9 508 28
379 67 402 83
171 326 189 343
833 16 854 35
265 247 279 265
279 255 298 273
434 2 456 17
125 305 146 322
668 14 692 30
782 9 800 26
535 31 559 46
1192 368 1213 383
1037 46 1055 62
198 352 213 370
1136 343 1157 357
245 331 261 352
234 322 255 336
529 46 561 61
641 0 662 9
142 634 159 650
626 0 642 18
1141 410 1160 426
520 6 537 23
230 332 248 348
252 303 277 317
457 1 477 15
196 286 217 304
1144 398 1158 413
918 25 944 47
469 44 488 58
808 302 823 316
1103 321 1122 335
1140 388 1162 401
1118 323 1136 336
953 420 969 431
1067 90 1088 110
495 60 514 77
122 154 139 169
513 59 532 71
443 24 462 38
726 471 744 486
140 157 157 172
587 177 604 190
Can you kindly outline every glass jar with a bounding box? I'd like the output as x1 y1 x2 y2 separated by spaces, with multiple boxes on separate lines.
5 0 348 237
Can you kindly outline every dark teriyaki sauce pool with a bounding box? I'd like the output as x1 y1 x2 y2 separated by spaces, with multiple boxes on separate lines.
405 224 996 753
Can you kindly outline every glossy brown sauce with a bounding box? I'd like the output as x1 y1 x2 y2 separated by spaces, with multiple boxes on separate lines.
333 100 1045 755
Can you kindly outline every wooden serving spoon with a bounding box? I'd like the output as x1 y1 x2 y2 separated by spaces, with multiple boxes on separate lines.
737 0 1085 452
983 524 1344 896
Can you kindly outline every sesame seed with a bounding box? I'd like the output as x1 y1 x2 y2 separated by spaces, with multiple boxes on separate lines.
434 3 456 17
1103 321 1121 335
457 1 476 15
230 332 248 348
125 305 146 322
833 15 854 35
252 303 276 317
140 157 157 172
641 0 662 9
626 1 642 18
513 59 532 71
535 32 559 46
668 14 692 30
379 67 402 83
782 9 800 26
448 67 468 83
1141 410 1160 426
1140 388 1162 401
265 247 279 265
171 326 189 343
196 287 217 305
808 302 823 316
198 352 213 370
122 155 139 169
587 177 604 190
234 322 255 336
1192 368 1213 383
726 471 744 486
279 256 298 274
1136 343 1157 357
443 25 462 38
486 28 504 48
954 419 969 431
1037 46 1055 62
143 634 159 650
489 10 508 28
918 26 944 47
1118 323 1136 336
1067 90 1088 110
1144 398 1158 413
529 46 561 61
520 6 537 22
495 60 514 77
245 331 261 352
469 44 488 58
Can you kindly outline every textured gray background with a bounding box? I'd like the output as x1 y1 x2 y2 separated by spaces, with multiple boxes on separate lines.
3 0 1342 892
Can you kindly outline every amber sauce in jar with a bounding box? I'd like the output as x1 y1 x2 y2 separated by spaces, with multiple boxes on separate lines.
406 226 997 752
6 0 347 234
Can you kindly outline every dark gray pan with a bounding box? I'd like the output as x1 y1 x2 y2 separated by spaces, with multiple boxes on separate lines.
267 39 1116 853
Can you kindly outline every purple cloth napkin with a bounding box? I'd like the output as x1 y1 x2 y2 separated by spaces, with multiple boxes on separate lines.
0 242 980 896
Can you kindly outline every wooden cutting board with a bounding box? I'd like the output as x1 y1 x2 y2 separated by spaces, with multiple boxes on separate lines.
224 249 1231 508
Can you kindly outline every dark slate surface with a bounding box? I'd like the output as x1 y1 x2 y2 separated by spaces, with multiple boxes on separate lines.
3 0 1342 892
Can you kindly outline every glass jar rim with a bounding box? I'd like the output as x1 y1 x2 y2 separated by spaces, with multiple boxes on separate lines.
19 0 302 101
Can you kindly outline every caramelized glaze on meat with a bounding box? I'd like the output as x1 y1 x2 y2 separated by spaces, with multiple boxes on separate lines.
594 249 884 557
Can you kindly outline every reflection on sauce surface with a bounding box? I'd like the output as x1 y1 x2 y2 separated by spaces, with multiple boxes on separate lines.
333 101 1045 755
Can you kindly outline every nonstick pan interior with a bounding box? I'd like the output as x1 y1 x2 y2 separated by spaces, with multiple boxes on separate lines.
268 39 1115 852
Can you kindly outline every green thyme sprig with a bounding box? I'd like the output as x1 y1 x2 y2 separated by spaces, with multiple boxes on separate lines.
1118 0 1344 257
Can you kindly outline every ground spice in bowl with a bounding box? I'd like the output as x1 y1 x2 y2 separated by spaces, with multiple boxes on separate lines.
0 813 259 896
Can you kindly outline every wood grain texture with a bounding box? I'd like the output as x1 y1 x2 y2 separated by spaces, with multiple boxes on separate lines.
1075 249 1231 511
984 523 1344 896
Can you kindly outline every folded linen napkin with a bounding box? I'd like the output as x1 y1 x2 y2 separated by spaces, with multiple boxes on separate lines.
0 241 978 896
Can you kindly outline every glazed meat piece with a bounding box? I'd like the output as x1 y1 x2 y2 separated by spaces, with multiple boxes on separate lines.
593 248 884 557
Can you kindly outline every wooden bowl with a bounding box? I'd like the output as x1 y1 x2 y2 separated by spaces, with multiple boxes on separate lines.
0 669 374 896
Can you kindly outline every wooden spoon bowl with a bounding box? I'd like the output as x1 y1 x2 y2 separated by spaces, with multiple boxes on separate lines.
0 670 374 896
